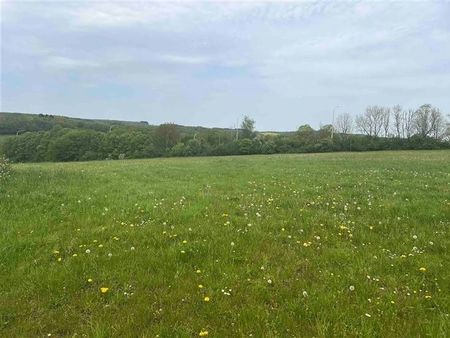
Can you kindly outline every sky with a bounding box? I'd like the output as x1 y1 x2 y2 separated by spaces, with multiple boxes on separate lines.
1 0 450 131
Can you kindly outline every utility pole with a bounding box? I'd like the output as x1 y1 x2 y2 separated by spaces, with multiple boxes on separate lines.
331 105 341 141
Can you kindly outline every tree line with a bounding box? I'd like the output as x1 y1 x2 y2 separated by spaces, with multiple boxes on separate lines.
1 104 449 163
335 104 448 139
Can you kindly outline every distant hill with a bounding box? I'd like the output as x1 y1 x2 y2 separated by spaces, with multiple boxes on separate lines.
0 112 154 135
0 112 292 136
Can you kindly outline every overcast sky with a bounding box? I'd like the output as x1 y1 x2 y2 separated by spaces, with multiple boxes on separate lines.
1 1 449 131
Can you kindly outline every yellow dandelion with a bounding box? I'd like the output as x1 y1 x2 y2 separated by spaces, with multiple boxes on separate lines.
203 296 210 302
199 329 209 336
419 267 426 272
196 269 201 274
100 287 109 293
57 257 62 262
87 278 93 283
198 284 204 289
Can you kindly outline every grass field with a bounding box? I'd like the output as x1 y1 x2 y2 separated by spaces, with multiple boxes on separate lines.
1 151 449 337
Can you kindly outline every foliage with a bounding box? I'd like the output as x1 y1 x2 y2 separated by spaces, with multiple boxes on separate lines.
240 115 256 139
1 109 450 163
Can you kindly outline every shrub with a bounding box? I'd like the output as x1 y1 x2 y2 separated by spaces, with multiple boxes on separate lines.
0 155 12 182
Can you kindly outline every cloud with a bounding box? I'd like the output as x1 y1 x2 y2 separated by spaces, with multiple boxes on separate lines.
1 1 449 130
43 56 100 70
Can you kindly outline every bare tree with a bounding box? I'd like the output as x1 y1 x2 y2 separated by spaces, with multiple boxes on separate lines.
392 105 402 138
382 107 391 137
412 104 446 139
356 105 385 137
414 104 433 137
404 108 415 138
429 107 445 139
334 113 353 135
355 114 372 136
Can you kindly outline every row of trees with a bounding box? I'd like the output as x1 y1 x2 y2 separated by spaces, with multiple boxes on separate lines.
335 104 449 140
1 106 449 163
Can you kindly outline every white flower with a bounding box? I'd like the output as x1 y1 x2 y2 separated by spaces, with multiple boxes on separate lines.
349 285 355 291
412 235 418 240
85 249 91 254
267 279 272 284
302 290 308 297
130 246 135 251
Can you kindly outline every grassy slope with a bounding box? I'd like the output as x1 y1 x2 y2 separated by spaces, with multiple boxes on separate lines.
1 151 449 337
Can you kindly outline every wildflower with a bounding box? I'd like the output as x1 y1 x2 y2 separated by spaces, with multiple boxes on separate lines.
198 284 204 289
196 269 201 274
413 235 418 240
130 246 135 251
365 313 371 318
267 279 273 285
302 291 308 297
425 295 432 299
108 253 112 257
199 329 209 336
85 249 91 254
349 285 355 292
419 267 426 272
203 296 210 302
72 254 78 257
87 278 93 283
231 242 235 246
57 257 62 262
100 287 109 293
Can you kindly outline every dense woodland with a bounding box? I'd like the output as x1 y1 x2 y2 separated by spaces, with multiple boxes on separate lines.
1 104 449 162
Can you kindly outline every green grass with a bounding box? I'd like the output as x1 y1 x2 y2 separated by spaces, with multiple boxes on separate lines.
1 151 449 337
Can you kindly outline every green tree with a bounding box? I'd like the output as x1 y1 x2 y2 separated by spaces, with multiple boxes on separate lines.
155 123 180 151
240 116 255 139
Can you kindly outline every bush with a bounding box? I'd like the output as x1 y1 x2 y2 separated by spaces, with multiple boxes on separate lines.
0 155 12 182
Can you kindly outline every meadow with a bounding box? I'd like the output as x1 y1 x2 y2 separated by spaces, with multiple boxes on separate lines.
1 151 449 337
